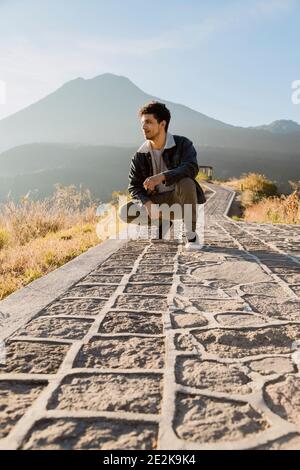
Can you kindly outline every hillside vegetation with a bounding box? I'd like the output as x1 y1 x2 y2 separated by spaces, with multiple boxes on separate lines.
222 173 300 224
0 185 101 300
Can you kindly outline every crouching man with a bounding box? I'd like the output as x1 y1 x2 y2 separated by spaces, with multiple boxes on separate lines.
118 101 206 250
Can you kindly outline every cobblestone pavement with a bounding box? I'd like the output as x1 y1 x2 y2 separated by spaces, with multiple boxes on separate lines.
0 183 300 450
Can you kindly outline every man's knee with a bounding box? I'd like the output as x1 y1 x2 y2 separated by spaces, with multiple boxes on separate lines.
176 178 196 196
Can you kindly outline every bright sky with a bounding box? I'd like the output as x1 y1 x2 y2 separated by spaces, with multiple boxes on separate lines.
0 0 299 126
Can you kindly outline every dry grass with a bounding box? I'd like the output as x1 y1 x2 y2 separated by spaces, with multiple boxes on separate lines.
0 184 96 245
0 185 102 300
223 173 278 207
244 191 300 224
222 174 300 225
0 223 99 299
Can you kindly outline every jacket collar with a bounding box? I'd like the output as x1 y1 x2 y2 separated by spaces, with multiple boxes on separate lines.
137 132 176 153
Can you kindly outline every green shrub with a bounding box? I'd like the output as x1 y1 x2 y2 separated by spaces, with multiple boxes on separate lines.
196 171 210 182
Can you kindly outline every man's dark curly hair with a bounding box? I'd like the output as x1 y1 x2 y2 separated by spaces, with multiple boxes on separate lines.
138 101 171 132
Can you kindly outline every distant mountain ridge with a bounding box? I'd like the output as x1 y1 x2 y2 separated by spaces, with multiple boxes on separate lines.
249 119 300 134
0 142 297 203
0 73 299 155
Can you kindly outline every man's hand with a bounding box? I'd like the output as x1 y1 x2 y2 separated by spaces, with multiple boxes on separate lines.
144 200 160 220
143 174 165 192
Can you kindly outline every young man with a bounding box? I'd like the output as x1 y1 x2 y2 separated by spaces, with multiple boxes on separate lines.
119 101 206 249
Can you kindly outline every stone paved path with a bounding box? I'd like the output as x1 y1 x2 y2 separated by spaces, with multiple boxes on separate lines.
0 183 300 450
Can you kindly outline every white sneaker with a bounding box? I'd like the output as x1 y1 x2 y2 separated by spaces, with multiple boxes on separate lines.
185 235 203 251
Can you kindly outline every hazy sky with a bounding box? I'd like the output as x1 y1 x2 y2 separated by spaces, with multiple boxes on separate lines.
0 0 299 126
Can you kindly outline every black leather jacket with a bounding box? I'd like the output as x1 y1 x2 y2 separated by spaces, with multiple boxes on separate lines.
128 135 206 205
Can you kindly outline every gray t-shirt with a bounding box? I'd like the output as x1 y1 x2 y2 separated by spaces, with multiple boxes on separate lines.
150 147 175 193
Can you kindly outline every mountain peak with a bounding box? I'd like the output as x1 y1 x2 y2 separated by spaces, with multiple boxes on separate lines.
89 73 143 91
91 72 129 81
251 119 300 134
59 73 143 96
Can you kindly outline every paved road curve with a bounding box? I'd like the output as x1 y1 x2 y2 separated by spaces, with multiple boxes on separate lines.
0 183 300 450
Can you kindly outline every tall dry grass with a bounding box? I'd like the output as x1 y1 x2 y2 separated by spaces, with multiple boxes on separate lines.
223 174 300 225
244 189 300 224
0 184 96 245
223 173 278 207
0 185 101 300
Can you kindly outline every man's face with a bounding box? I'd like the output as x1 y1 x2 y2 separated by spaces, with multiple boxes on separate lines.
141 114 166 140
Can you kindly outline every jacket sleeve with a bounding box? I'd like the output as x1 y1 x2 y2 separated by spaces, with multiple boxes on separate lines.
162 138 199 186
128 153 151 204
